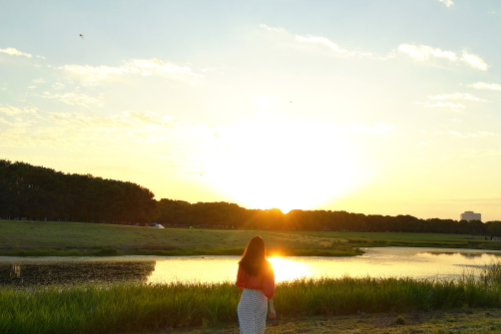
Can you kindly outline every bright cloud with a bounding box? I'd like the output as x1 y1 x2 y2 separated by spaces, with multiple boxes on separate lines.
50 110 178 131
52 82 65 90
124 59 198 77
398 44 457 61
0 105 37 116
460 52 488 71
423 102 466 109
261 24 380 59
259 24 286 33
61 59 199 85
428 93 486 102
32 79 45 84
438 0 454 8
61 64 126 83
448 131 498 138
468 82 501 91
42 92 104 107
0 47 32 58
296 35 349 54
398 44 488 70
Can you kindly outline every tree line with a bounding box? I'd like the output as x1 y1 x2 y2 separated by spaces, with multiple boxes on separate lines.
0 160 155 223
2 159 501 236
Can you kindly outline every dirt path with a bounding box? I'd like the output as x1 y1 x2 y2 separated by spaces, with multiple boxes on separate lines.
141 309 501 334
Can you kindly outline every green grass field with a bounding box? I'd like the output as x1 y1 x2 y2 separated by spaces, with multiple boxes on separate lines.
0 220 359 256
294 231 501 250
2 219 501 257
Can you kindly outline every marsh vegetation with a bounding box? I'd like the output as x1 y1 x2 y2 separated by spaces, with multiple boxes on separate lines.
3 263 501 334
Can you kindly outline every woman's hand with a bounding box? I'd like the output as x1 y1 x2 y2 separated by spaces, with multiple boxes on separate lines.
268 297 276 320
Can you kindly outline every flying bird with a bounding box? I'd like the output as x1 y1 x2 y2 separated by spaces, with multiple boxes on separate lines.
79 34 84 39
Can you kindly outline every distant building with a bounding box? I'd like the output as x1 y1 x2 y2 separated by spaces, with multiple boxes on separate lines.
460 211 481 222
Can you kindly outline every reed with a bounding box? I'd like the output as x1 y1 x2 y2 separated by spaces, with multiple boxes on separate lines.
3 265 501 334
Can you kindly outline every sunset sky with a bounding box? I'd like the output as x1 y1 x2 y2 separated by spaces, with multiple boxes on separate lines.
2 0 501 220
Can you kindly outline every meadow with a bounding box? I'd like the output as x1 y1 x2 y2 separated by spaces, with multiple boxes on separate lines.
2 264 501 334
295 231 501 250
0 220 360 257
2 219 501 257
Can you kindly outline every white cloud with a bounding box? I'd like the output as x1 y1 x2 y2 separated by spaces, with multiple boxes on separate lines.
448 130 498 138
61 64 125 83
0 47 32 58
32 79 45 84
398 44 457 61
260 24 381 59
460 52 488 71
468 82 501 91
423 102 466 109
49 110 177 131
428 93 486 102
398 44 488 70
124 59 198 77
420 140 432 146
259 24 286 33
52 82 65 90
346 123 395 134
438 0 454 8
296 35 349 54
42 92 104 107
61 59 199 85
0 105 37 116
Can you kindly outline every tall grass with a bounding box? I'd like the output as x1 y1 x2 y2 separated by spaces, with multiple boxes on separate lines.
3 264 501 334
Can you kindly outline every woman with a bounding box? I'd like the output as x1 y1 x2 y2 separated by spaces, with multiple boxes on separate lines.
236 236 276 334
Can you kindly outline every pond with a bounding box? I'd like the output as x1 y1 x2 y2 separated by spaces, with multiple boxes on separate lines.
1 247 500 287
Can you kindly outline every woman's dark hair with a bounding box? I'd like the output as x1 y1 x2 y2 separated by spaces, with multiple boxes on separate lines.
239 236 267 276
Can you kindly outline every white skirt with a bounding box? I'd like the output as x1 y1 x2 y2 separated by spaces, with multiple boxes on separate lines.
237 288 268 334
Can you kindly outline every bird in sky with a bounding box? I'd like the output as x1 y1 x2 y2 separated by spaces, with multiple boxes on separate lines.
79 34 84 39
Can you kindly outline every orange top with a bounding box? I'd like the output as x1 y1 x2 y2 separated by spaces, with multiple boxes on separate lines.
236 262 275 299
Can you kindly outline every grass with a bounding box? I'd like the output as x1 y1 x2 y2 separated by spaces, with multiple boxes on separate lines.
0 247 362 257
3 263 501 334
294 231 501 250
0 220 360 257
3 219 501 257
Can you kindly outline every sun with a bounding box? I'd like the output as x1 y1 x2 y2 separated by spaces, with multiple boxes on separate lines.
202 117 365 213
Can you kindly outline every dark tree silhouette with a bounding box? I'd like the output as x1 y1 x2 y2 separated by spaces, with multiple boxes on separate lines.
0 159 495 236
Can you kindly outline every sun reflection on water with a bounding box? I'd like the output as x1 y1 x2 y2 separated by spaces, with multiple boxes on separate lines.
268 257 309 282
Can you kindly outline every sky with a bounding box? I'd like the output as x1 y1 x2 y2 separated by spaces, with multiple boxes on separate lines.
1 0 501 221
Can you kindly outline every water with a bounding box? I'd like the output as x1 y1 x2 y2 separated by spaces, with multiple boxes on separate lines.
1 247 501 287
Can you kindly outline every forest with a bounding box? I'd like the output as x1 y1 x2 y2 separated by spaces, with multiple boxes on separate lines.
2 159 501 236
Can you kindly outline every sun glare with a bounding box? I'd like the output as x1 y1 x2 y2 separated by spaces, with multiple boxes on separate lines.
202 117 365 213
268 257 309 282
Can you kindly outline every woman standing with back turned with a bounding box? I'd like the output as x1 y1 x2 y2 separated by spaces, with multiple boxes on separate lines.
236 236 276 334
